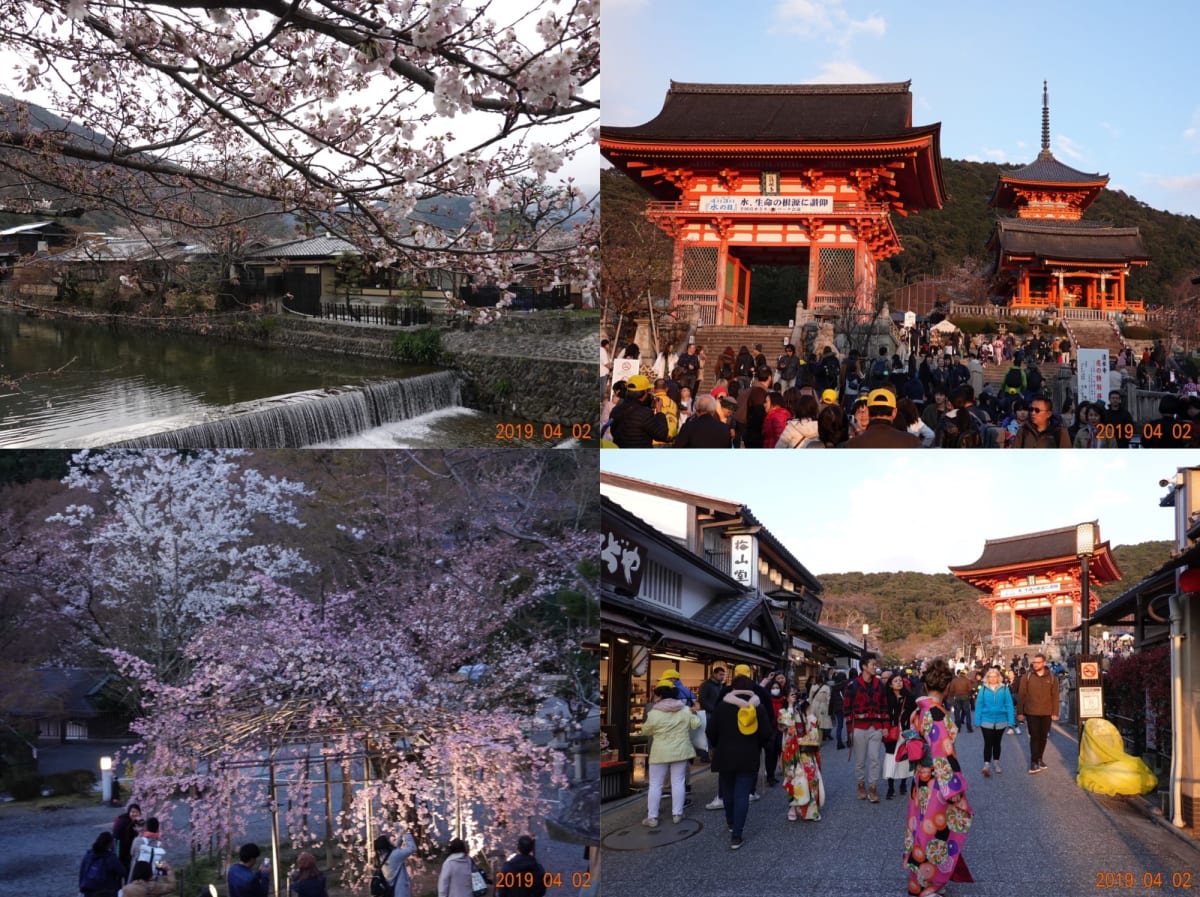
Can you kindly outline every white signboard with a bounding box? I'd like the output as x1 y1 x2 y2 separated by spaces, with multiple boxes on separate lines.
698 195 833 213
998 582 1061 598
611 357 640 388
1077 348 1111 406
729 533 758 590
1079 686 1104 719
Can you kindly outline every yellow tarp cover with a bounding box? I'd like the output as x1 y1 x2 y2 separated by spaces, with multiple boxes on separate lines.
1076 718 1158 796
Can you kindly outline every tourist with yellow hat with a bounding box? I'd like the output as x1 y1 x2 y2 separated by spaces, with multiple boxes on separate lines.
705 667 771 850
639 680 700 828
608 374 669 448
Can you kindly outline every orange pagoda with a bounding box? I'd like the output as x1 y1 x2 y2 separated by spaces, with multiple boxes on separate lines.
600 81 945 325
949 522 1122 653
987 83 1148 316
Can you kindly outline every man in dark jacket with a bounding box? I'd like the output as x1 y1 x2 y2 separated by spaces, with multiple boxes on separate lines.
1013 398 1070 448
673 395 733 448
495 836 547 897
608 375 668 448
706 668 771 850
1017 652 1060 774
844 389 921 448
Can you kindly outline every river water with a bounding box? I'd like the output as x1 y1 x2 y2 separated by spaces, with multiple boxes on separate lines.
0 311 567 448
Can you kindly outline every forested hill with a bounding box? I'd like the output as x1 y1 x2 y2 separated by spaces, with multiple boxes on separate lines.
883 158 1200 307
817 540 1174 656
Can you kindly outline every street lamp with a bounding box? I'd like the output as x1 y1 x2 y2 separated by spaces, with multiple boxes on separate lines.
100 756 113 804
1076 522 1097 655
862 623 870 660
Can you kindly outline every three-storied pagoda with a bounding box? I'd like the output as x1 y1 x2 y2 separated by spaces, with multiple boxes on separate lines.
987 83 1149 315
601 81 945 325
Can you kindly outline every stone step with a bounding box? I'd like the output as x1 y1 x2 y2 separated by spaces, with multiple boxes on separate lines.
691 325 795 358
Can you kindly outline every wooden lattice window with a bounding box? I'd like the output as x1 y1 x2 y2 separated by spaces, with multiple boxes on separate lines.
818 248 855 292
681 247 718 293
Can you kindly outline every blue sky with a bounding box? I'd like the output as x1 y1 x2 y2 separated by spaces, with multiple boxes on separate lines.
602 0 1200 218
601 451 1199 575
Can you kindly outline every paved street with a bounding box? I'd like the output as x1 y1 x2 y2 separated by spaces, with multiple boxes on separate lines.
602 724 1200 897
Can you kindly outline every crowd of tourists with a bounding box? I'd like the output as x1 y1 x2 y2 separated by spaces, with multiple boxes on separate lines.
638 653 1071 896
600 338 1200 449
79 804 546 897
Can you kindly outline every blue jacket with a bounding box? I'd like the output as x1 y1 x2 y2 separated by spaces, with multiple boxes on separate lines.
228 863 270 897
973 684 1016 728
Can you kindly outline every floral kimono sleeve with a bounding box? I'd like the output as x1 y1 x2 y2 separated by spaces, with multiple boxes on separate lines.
925 706 968 805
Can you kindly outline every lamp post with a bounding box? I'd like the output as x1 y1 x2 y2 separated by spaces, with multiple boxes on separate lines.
100 756 113 804
1075 522 1102 748
862 623 870 661
1076 522 1096 656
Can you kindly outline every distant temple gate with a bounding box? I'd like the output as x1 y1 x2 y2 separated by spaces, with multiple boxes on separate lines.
950 522 1122 654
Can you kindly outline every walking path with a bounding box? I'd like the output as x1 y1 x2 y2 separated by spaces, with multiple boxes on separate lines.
601 723 1199 897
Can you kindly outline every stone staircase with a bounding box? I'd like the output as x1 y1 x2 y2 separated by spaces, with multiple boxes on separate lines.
691 324 795 357
1064 318 1125 363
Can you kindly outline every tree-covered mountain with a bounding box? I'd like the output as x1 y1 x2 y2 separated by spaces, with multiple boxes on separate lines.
817 540 1174 661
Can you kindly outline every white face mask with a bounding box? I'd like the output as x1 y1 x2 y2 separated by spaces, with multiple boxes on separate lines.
770 688 781 697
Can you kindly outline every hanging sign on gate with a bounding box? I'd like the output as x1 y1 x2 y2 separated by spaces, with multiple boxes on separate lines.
698 195 833 213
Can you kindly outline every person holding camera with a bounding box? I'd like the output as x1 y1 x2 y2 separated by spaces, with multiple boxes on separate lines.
228 843 271 897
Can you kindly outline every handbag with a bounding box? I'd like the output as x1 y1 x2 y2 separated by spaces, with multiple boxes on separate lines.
469 858 489 897
689 709 708 752
885 724 900 743
370 867 394 897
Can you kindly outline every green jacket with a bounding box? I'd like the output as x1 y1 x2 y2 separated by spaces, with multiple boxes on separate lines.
642 699 699 764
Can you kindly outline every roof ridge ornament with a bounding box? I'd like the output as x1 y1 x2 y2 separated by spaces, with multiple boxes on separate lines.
1038 80 1054 161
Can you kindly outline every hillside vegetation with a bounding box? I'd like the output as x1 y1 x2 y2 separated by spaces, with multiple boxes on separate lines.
818 540 1174 660
884 159 1200 307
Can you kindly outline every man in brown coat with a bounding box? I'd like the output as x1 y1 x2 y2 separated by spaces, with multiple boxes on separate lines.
1016 652 1060 773
945 669 975 732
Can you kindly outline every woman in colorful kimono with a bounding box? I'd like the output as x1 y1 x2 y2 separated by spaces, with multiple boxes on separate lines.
903 658 973 897
778 693 825 821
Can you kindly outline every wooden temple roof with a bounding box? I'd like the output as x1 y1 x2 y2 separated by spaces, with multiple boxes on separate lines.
602 81 925 142
949 521 1122 589
989 218 1150 266
600 81 946 209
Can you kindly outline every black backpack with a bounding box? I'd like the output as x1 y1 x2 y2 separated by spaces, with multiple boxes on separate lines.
1003 367 1024 392
937 409 984 448
80 854 114 896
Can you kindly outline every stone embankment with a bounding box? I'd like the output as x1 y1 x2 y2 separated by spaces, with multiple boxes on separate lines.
442 313 598 426
9 302 600 425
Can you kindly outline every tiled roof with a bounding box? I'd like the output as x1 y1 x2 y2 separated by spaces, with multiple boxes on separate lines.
994 218 1149 263
246 235 360 259
690 594 764 635
51 238 212 262
602 80 932 143
1000 154 1107 185
949 522 1119 585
